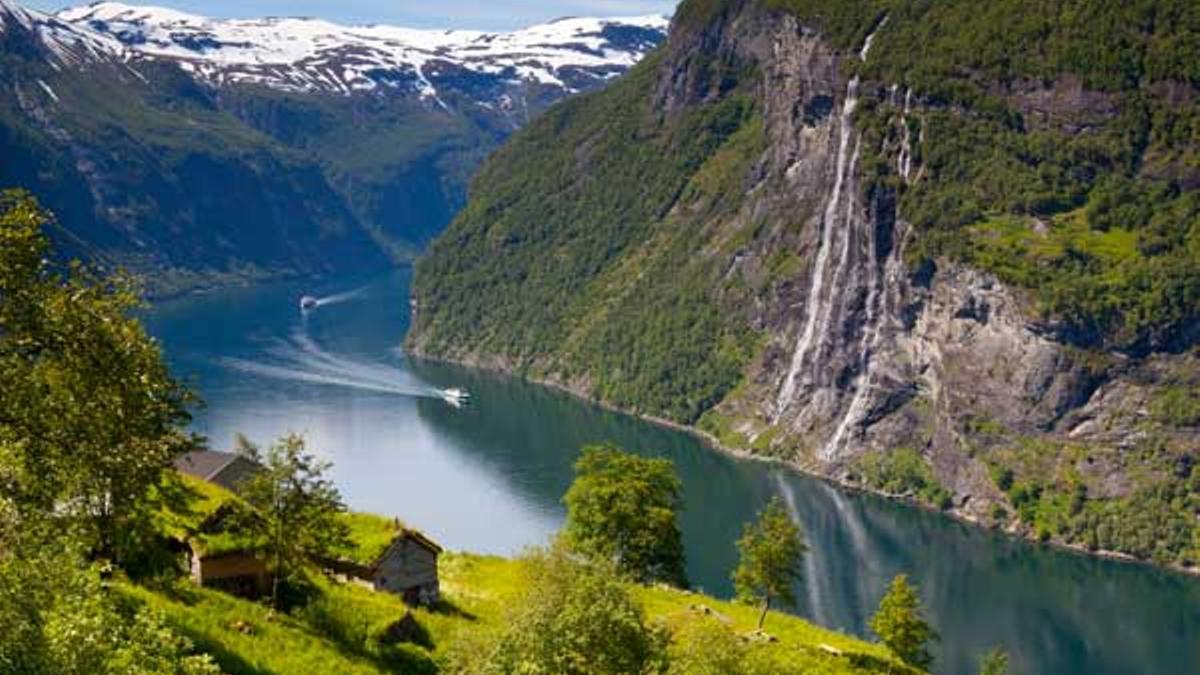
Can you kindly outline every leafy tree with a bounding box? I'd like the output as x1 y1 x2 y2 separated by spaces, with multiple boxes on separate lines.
562 444 688 587
459 542 667 675
732 496 807 629
979 648 1010 675
869 574 937 670
0 189 195 562
0 507 218 675
238 434 350 608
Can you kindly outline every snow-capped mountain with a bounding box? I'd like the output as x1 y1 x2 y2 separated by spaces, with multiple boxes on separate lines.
56 2 668 103
0 0 124 67
0 0 668 296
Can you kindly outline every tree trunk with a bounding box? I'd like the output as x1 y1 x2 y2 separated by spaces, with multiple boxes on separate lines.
757 596 771 630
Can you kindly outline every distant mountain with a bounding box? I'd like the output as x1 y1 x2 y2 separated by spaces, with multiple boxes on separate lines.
0 1 667 294
58 3 667 113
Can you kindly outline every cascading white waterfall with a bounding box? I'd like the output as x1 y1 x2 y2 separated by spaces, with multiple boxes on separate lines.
898 88 914 183
775 20 886 422
824 90 913 459
774 77 861 419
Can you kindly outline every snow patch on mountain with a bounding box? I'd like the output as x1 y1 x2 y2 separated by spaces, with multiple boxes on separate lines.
56 2 668 100
1 1 125 66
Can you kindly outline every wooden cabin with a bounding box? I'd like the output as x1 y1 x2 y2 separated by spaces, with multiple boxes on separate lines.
323 529 443 606
185 544 271 598
371 529 443 605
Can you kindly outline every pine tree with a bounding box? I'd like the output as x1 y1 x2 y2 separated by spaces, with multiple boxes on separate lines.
869 574 937 670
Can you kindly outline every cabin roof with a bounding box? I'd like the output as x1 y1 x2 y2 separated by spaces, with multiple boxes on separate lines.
399 528 443 556
174 449 242 482
362 528 444 572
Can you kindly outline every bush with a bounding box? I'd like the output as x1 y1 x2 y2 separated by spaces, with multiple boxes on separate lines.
563 445 688 587
856 449 952 509
455 544 668 675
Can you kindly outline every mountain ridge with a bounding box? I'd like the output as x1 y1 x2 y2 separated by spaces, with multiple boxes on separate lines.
0 1 667 294
58 2 668 107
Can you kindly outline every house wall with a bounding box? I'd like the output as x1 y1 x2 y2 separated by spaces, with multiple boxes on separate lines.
372 538 439 604
192 551 270 596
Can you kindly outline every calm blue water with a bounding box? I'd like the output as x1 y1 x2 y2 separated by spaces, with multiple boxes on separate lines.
145 268 1200 675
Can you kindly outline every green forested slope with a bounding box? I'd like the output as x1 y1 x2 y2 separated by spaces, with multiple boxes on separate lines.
410 0 1200 567
412 0 1200 409
773 0 1200 351
411 50 764 421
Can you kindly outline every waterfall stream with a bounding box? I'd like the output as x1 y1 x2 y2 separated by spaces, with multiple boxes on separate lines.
774 75 863 418
775 19 898 460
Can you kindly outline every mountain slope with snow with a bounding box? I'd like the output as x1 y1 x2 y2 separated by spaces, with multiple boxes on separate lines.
0 1 668 294
58 2 668 106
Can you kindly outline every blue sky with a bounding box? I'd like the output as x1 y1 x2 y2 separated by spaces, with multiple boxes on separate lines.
24 1 679 30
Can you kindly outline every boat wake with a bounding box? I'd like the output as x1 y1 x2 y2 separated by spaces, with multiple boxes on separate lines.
301 285 370 312
219 327 452 401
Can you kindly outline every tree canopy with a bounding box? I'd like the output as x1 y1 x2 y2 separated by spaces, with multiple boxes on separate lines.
238 434 350 608
869 574 937 670
732 496 807 629
0 190 216 673
562 444 688 587
0 189 195 562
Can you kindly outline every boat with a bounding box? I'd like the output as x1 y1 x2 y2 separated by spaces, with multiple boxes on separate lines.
440 387 470 407
300 295 319 311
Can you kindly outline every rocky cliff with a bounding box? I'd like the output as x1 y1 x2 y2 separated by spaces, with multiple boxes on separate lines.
411 0 1200 568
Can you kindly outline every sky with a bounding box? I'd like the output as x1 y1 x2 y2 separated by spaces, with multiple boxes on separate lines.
22 0 679 30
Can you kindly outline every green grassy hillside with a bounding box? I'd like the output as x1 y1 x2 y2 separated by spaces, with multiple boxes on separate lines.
124 553 915 675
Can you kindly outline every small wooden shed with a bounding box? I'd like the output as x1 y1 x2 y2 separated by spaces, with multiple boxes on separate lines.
185 544 271 598
323 528 443 606
371 529 443 605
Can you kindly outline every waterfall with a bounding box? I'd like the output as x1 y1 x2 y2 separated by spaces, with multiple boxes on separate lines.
897 88 914 183
775 21 885 420
774 77 862 418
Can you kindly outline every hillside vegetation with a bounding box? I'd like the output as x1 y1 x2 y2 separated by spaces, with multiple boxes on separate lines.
410 0 1200 570
0 189 936 673
124 552 914 675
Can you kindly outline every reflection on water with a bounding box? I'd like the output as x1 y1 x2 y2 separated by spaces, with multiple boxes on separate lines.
145 268 1200 675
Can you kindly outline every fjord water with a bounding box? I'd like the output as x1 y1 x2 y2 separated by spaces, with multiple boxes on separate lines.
146 269 1200 675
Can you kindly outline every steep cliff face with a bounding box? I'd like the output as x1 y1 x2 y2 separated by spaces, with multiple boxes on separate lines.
412 0 1199 566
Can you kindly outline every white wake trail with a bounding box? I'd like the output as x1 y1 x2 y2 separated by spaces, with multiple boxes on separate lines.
313 284 369 308
220 324 443 399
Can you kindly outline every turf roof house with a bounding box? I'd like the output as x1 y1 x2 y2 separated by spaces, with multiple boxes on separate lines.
173 449 260 492
323 525 443 607
173 449 443 605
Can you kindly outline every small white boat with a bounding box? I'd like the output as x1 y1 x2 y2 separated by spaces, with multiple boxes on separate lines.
300 295 319 311
440 387 470 407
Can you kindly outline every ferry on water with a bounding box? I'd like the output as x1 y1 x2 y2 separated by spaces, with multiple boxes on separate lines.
440 388 470 407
